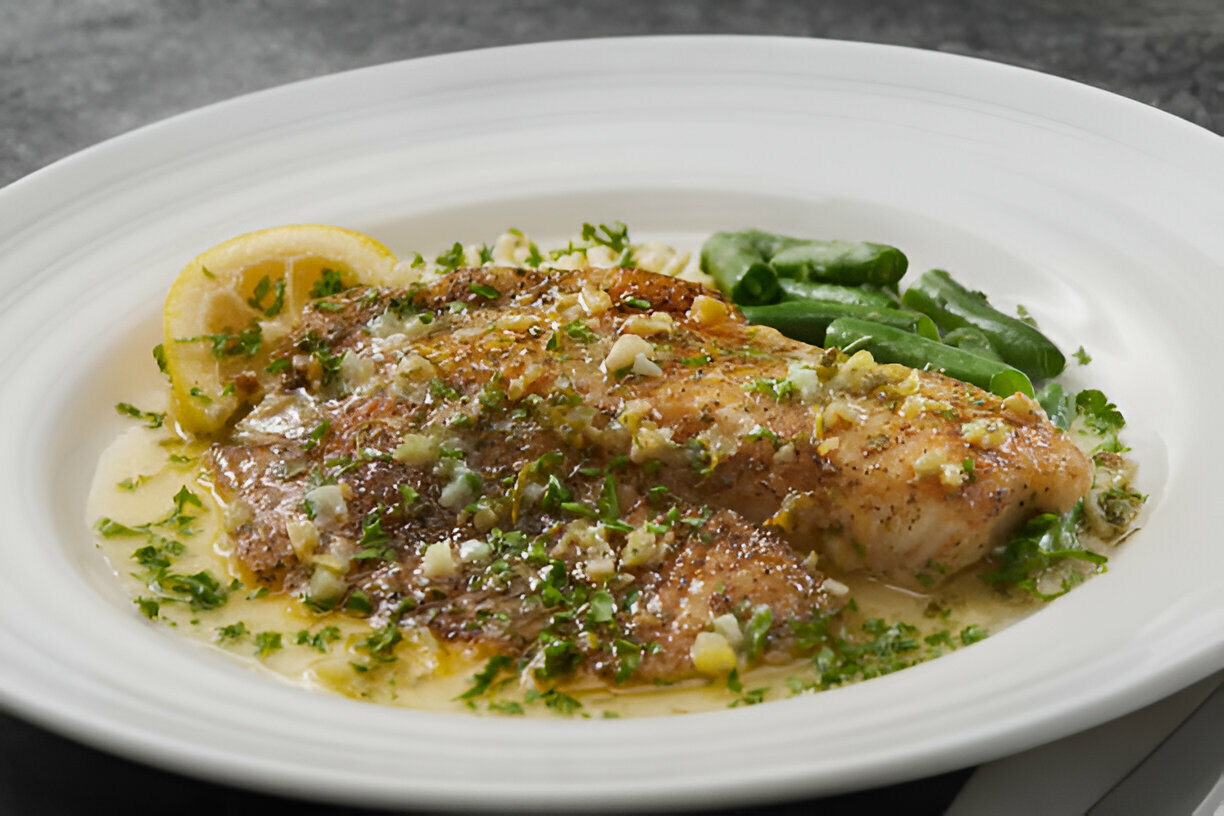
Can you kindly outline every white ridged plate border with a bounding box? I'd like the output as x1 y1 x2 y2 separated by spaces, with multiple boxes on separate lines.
1 36 1222 811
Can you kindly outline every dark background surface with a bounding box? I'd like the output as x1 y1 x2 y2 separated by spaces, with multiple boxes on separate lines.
3 1 1223 813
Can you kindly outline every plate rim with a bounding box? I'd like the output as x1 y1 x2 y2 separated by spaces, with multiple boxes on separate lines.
2 34 1223 811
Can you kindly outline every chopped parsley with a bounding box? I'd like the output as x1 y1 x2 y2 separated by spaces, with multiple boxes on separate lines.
468 282 500 300
1075 389 1128 452
296 626 342 653
563 319 598 344
216 621 248 642
745 377 796 402
526 687 583 716
115 402 166 429
247 275 286 317
295 331 344 386
435 242 466 273
302 420 329 451
581 221 631 253
309 268 348 298
152 343 168 374
524 242 545 268
254 631 283 658
177 323 263 359
980 500 1106 600
458 654 513 700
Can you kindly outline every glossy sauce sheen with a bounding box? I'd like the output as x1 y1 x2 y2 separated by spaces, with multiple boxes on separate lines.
90 425 1035 715
90 266 1103 717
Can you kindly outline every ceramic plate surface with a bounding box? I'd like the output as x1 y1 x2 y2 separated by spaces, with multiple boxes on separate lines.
1 36 1222 811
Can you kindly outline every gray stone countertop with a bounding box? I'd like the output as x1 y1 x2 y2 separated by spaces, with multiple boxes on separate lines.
2 2 1222 814
4 0 1224 189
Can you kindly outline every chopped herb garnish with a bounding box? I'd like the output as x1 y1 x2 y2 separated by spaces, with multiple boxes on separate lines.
115 402 166 429
980 500 1105 600
468 282 500 300
960 625 989 646
295 626 341 653
398 484 420 510
353 624 403 667
430 377 461 401
344 590 374 615
310 268 348 298
435 242 466 273
521 242 543 267
177 323 263 359
458 654 513 700
352 510 395 562
295 331 344 385
742 605 773 661
216 621 248 642
254 631 283 658
117 475 150 491
1075 389 1128 452
563 319 598 344
745 377 796 402
527 687 583 715
745 425 780 447
302 420 329 451
586 590 616 625
247 275 286 317
581 221 631 253
152 343 168 374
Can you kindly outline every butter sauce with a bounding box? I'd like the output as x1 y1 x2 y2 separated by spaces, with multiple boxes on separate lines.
86 227 1138 718
88 419 1039 718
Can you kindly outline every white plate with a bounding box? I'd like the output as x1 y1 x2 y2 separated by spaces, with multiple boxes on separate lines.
1 36 1222 811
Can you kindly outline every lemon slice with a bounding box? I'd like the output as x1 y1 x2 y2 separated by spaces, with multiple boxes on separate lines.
162 224 397 435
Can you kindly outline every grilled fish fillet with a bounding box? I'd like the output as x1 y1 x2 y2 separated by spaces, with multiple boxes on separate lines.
206 265 1091 686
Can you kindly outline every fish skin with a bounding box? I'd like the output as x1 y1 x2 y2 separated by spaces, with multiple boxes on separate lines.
206 265 1089 684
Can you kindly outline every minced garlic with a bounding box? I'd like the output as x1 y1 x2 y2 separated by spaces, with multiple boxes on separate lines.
604 334 654 373
961 418 1010 449
622 311 674 337
687 294 730 326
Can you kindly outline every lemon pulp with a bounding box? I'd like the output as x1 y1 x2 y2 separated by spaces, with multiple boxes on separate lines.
161 224 397 434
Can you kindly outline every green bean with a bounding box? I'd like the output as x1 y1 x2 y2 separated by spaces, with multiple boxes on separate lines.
942 326 1002 361
779 279 898 309
824 317 1034 397
901 269 1065 380
741 301 940 347
770 240 908 289
699 230 798 306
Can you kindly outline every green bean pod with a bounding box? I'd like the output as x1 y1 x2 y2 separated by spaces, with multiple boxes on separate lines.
824 317 1035 397
699 230 802 306
770 240 908 289
901 269 1065 380
741 301 940 347
778 279 898 309
699 231 778 306
942 326 1002 361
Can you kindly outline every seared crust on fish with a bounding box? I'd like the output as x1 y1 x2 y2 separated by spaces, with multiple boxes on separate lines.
206 265 1090 686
